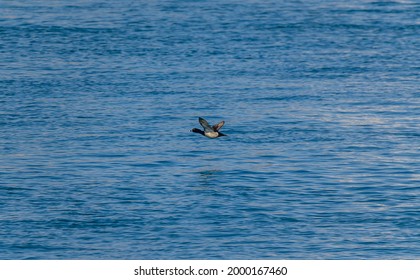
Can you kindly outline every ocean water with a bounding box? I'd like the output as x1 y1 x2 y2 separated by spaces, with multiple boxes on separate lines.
0 0 419 259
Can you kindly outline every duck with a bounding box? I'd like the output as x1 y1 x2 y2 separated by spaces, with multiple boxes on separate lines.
191 117 227 138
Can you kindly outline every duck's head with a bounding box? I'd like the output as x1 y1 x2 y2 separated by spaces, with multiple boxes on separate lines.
191 128 204 135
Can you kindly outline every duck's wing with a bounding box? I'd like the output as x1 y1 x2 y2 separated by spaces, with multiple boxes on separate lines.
198 117 214 132
212 120 225 132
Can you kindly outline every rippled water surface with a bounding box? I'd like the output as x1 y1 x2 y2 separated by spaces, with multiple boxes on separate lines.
1 0 419 259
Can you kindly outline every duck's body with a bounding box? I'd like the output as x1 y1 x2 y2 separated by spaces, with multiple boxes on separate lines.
191 117 227 138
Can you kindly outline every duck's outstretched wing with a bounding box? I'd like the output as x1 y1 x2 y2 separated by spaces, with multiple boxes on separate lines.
199 117 214 132
212 121 225 132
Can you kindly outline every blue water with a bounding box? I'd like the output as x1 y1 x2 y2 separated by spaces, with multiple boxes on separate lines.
1 0 419 259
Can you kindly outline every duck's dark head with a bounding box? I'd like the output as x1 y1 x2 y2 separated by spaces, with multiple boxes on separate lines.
191 128 204 135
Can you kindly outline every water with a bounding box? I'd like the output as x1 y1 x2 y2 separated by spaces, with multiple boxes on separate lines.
0 0 419 259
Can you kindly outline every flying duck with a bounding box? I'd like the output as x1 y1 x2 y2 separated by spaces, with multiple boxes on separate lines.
191 117 227 138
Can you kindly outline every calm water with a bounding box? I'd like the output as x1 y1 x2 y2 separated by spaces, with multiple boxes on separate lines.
0 0 419 259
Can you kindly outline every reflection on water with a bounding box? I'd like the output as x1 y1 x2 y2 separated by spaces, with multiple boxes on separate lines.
194 170 224 190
